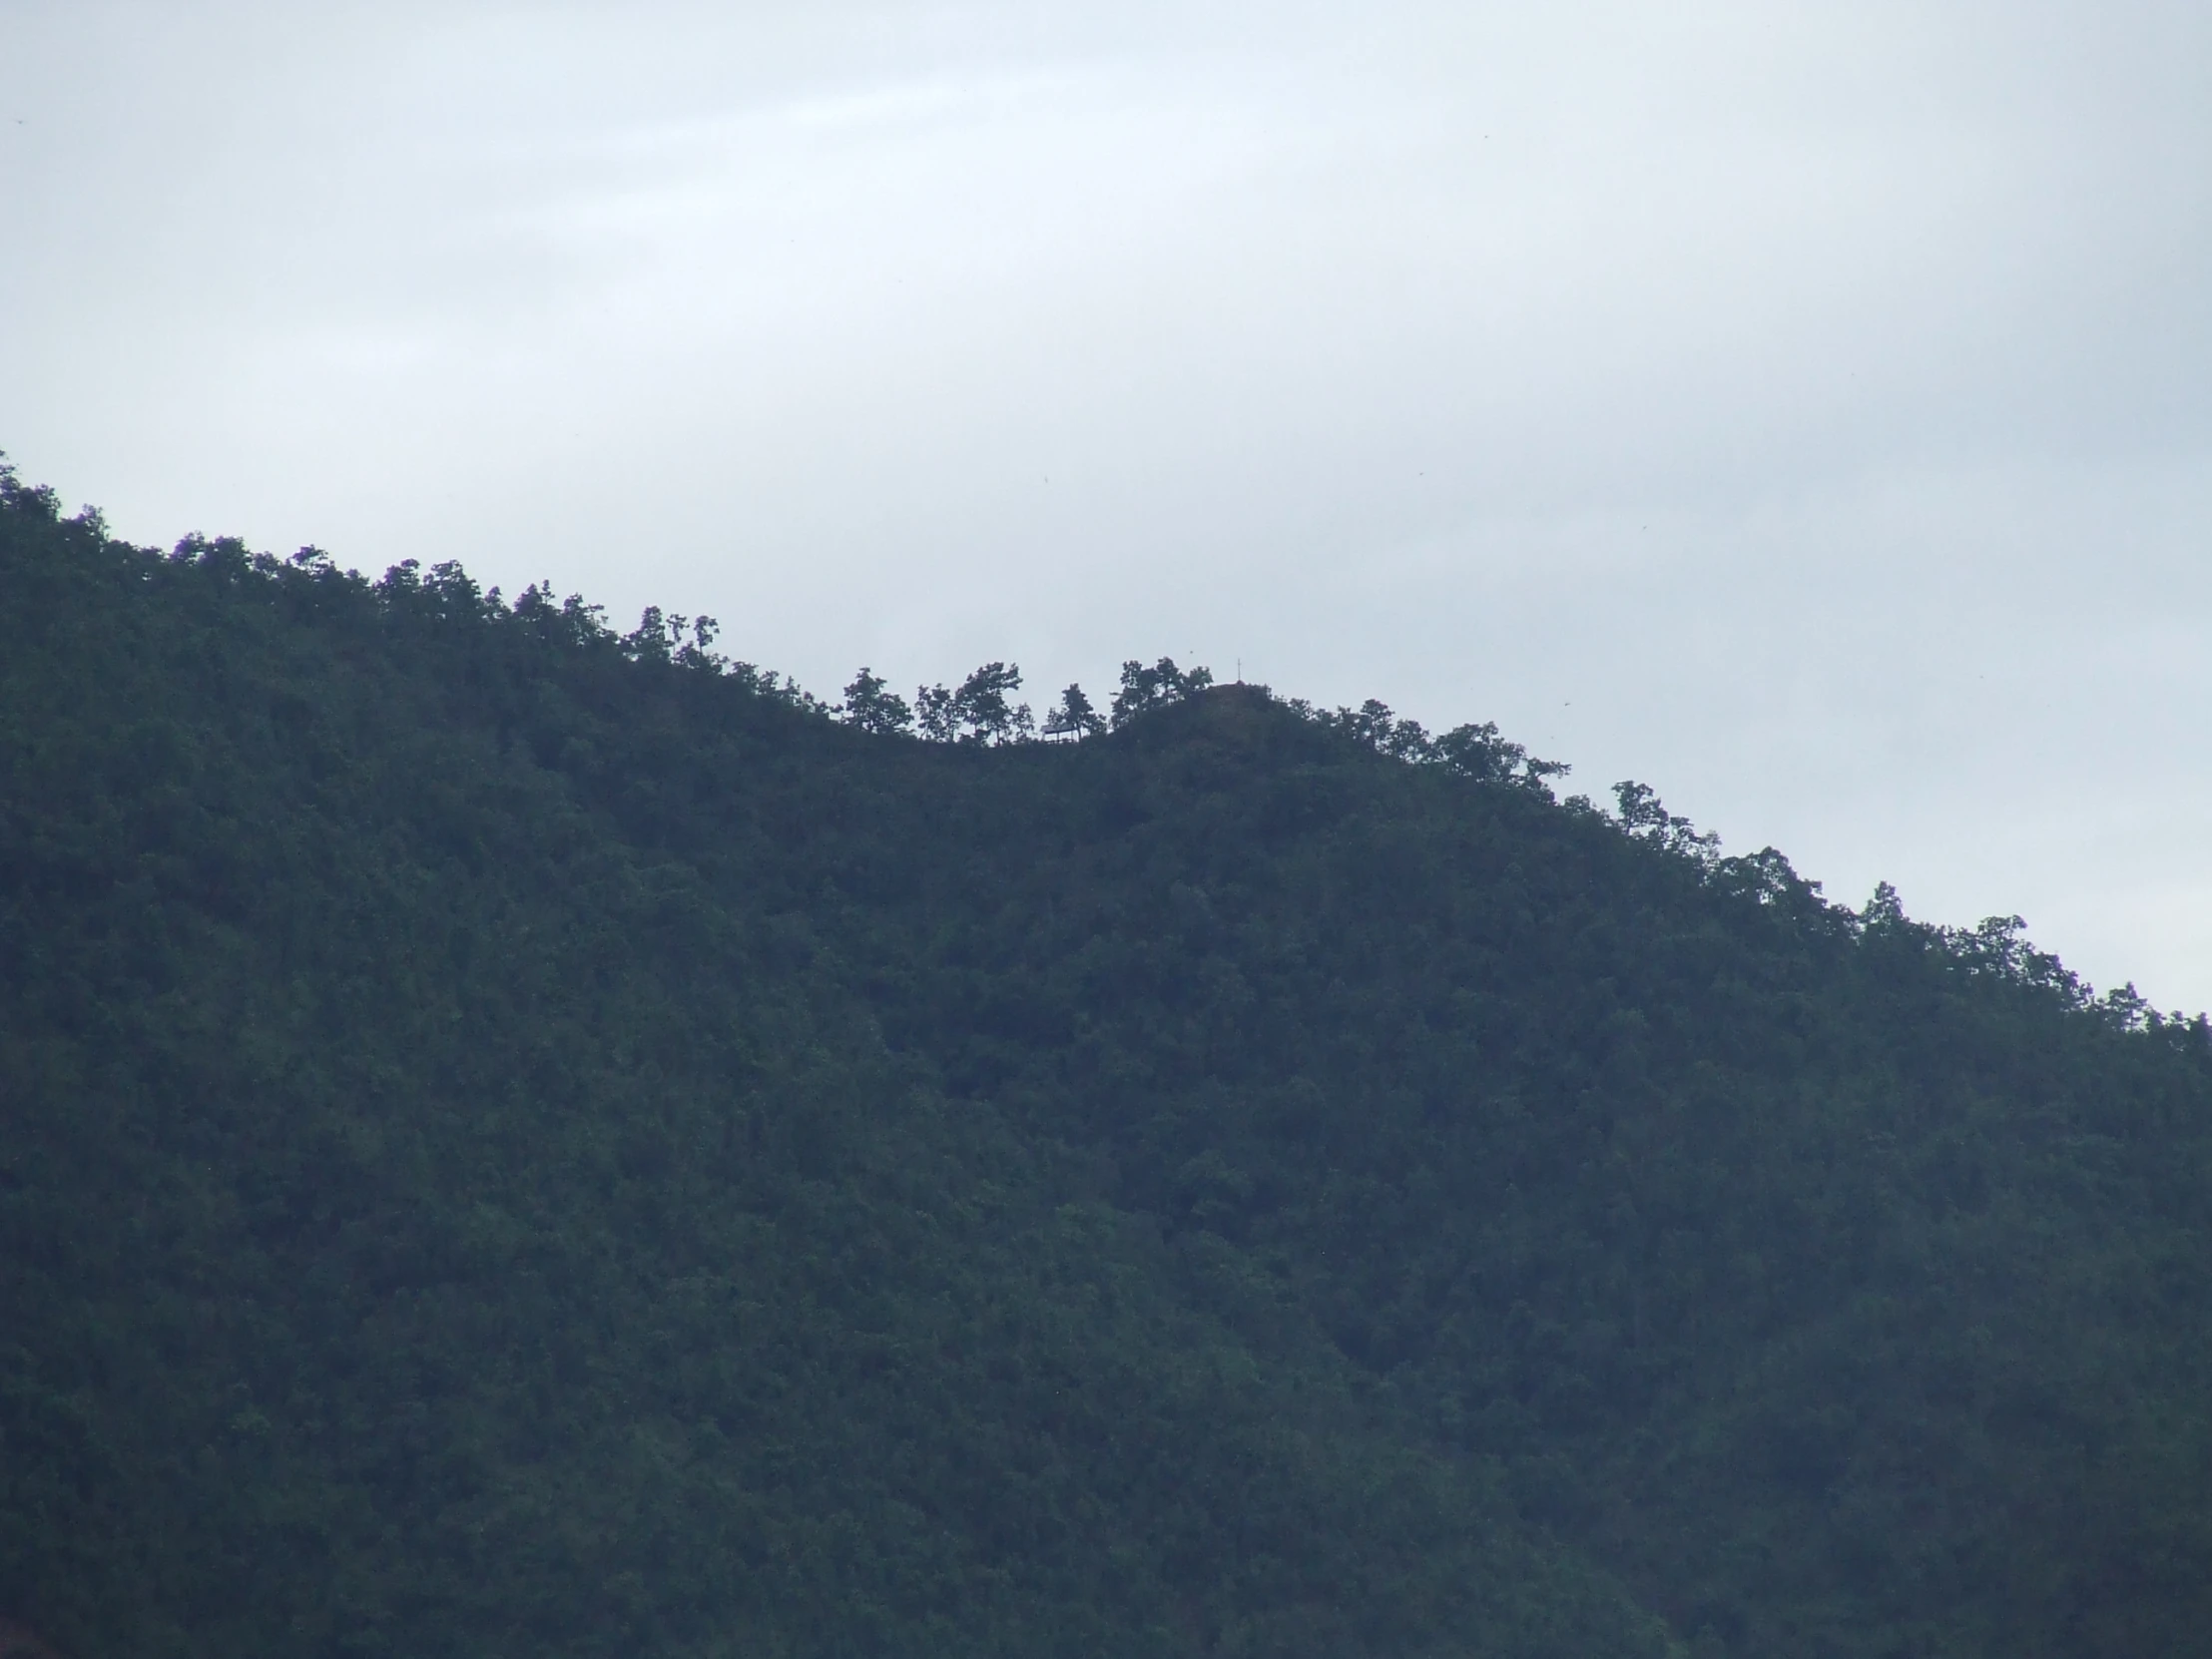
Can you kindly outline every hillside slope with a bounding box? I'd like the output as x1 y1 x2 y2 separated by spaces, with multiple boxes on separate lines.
2 467 2208 1657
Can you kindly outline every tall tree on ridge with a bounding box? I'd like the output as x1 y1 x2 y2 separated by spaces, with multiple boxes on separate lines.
839 668 913 737
1042 683 1104 741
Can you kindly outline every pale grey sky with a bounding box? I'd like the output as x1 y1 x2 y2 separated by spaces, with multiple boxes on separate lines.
5 1 2209 1009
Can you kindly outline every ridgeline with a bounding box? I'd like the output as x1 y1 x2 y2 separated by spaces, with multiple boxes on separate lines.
3 465 2209 1658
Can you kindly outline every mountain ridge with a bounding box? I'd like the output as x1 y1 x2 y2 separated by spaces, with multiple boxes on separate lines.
2 462 2208 1657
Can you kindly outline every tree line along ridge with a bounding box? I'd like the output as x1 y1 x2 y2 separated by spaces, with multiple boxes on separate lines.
3 454 2210 1659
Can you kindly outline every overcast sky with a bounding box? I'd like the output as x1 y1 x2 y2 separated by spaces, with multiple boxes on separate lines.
5 0 2209 1009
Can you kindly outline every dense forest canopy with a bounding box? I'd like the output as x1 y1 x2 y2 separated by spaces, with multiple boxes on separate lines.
2 457 2208 1658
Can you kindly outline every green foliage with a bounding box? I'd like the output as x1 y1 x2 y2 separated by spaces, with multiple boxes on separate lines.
1042 684 1104 743
839 668 913 738
907 665 1034 747
1 457 2209 1658
1111 658 1213 729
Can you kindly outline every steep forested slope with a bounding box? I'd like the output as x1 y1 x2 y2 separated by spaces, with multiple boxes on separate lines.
2 466 2208 1658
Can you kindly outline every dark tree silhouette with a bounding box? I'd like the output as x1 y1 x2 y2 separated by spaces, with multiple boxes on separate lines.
1043 683 1105 740
1110 656 1213 728
951 661 1032 745
839 667 913 736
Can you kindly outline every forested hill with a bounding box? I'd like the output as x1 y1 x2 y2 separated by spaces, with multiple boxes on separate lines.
4 464 2211 1659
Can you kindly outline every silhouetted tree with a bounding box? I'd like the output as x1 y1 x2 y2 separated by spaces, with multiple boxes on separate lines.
1042 683 1104 741
1431 721 1569 794
1613 780 1720 865
951 662 1033 745
1110 657 1213 729
915 682 958 743
839 668 914 736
